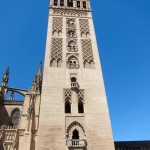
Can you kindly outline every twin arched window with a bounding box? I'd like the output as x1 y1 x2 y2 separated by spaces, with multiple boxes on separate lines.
65 96 84 114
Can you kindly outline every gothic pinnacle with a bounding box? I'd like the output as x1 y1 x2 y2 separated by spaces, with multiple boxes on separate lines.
2 67 9 87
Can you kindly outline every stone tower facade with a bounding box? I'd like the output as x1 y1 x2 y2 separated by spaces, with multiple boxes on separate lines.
37 0 114 149
0 0 114 150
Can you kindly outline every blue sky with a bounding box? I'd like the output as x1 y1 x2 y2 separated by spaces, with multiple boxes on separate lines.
0 0 150 141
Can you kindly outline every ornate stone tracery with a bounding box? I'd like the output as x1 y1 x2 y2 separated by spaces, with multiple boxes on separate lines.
64 89 72 102
79 19 90 38
52 17 63 36
81 39 94 68
77 90 84 102
53 9 88 17
66 121 86 139
50 38 63 67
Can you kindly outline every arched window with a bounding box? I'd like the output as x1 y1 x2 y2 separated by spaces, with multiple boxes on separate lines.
60 0 64 6
83 1 86 8
71 77 76 83
81 32 86 38
84 60 89 68
50 59 57 67
11 108 20 126
77 1 80 8
65 100 71 113
72 129 79 139
68 56 79 69
68 41 77 52
78 100 84 113
54 0 58 6
67 0 73 7
89 60 94 68
52 30 58 36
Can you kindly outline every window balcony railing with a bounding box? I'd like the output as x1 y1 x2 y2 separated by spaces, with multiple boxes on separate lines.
67 139 87 148
68 63 79 69
68 47 78 52
67 24 76 28
67 34 77 38
71 82 79 89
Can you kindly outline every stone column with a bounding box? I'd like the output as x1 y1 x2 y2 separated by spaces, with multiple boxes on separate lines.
73 0 76 8
50 0 54 6
58 0 60 6
87 1 90 9
64 0 67 7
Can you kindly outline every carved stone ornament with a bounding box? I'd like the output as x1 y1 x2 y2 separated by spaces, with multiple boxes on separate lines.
53 9 88 17
18 129 25 136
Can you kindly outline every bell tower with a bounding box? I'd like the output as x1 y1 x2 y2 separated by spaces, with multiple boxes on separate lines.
37 0 115 149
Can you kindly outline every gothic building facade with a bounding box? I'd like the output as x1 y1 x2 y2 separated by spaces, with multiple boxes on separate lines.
0 0 115 149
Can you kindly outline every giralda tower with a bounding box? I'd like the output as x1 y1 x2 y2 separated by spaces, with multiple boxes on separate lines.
37 0 115 149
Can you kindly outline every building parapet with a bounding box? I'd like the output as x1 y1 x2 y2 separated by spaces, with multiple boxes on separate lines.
3 100 24 105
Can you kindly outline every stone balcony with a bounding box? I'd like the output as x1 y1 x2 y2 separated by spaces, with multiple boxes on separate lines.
71 82 79 89
68 63 80 69
67 139 87 148
68 47 78 52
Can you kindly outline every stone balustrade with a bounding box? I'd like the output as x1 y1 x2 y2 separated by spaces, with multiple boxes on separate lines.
68 47 78 52
67 139 87 148
68 63 79 69
71 82 79 89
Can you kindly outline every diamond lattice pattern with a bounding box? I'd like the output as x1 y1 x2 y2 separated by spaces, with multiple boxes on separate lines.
51 38 63 61
81 40 94 62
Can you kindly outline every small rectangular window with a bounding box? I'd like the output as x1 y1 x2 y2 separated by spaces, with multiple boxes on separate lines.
60 0 64 6
54 0 58 6
67 0 73 7
83 1 86 8
77 1 80 8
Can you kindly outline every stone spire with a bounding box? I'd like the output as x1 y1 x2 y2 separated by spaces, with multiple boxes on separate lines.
2 67 9 87
0 67 9 100
31 62 43 93
37 61 43 78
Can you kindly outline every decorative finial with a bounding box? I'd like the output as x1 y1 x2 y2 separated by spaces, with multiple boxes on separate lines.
2 67 9 87
37 61 42 77
31 62 43 93
9 91 14 101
